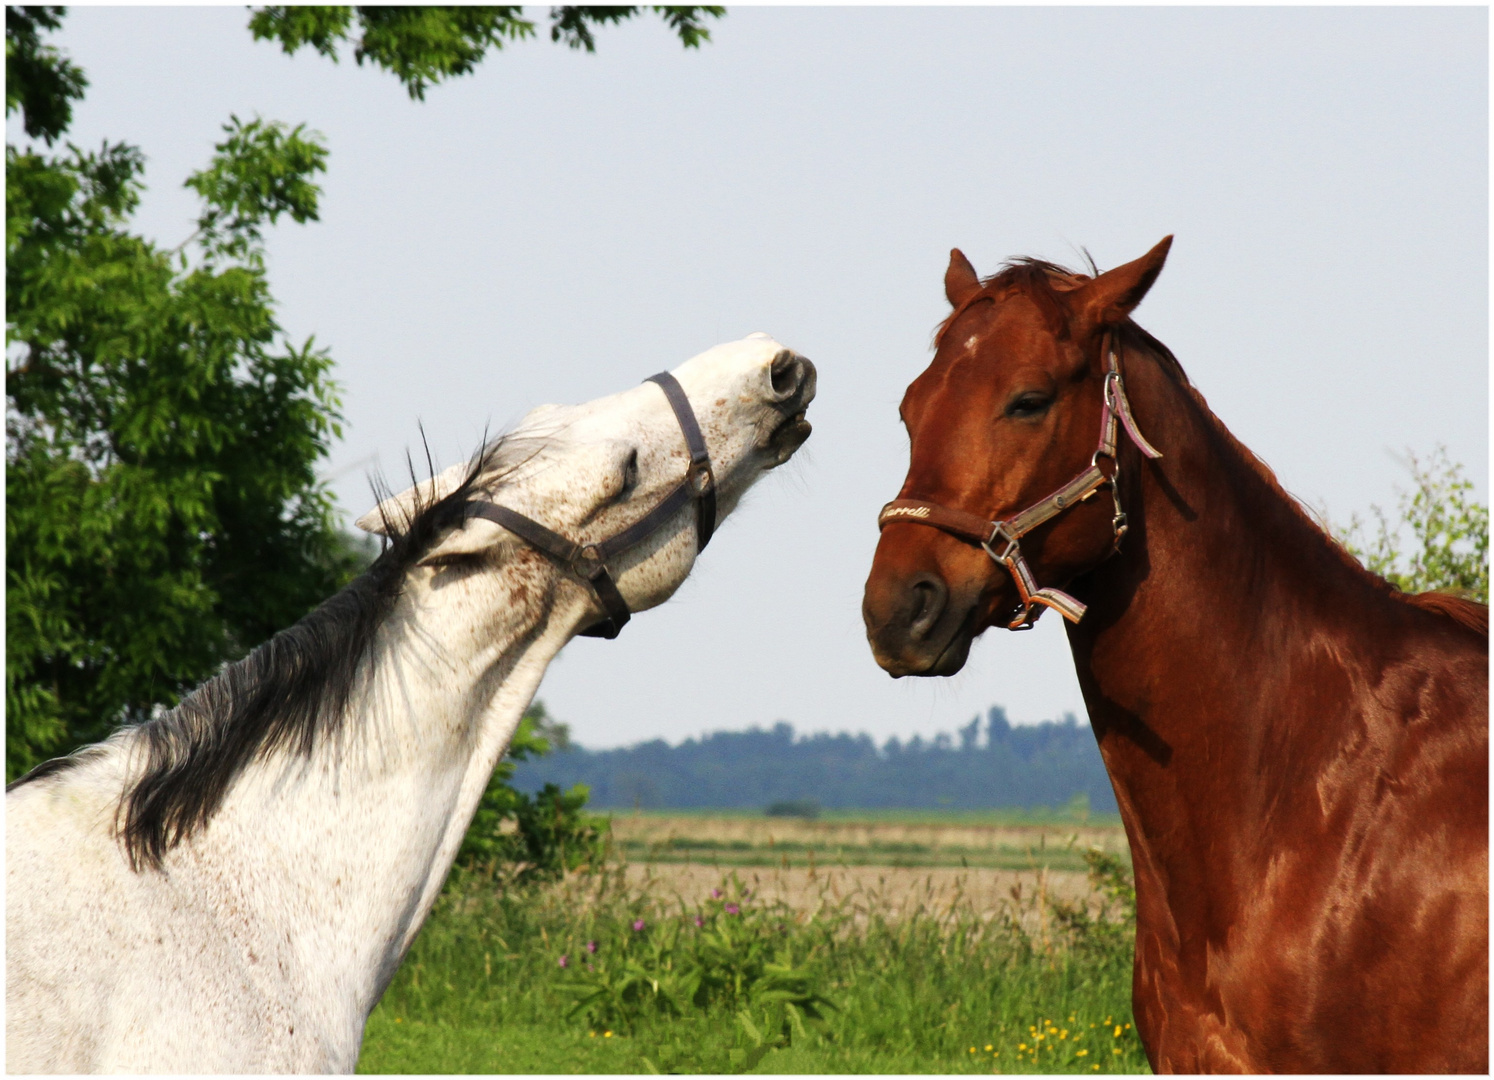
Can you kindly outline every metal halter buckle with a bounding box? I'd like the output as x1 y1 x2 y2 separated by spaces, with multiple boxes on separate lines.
464 371 718 640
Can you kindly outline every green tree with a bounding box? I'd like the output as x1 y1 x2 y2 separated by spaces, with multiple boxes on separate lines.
5 6 85 143
7 5 715 836
6 36 365 778
1335 446 1489 603
247 5 725 100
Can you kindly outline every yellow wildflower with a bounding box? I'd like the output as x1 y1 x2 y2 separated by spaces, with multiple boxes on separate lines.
604 1031 613 1038
984 1045 993 1052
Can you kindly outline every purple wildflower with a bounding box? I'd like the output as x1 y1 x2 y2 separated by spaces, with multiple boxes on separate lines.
558 954 569 969
725 903 740 915
693 915 704 928
632 918 646 932
585 940 598 954
711 888 722 899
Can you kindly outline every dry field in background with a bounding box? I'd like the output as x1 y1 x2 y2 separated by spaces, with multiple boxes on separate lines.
618 861 1099 933
610 812 1126 854
604 811 1129 873
594 812 1130 927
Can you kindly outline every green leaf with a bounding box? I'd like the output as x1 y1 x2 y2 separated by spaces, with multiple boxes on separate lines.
1333 447 1489 603
183 116 328 265
247 5 724 98
5 7 88 144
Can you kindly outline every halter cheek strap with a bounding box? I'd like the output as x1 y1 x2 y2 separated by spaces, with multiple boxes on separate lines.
466 371 717 640
877 333 1162 631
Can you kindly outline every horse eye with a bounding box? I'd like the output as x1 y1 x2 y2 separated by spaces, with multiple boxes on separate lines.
618 449 639 498
1005 392 1052 419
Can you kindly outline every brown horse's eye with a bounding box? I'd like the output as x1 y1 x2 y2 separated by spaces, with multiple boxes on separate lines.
1005 392 1052 420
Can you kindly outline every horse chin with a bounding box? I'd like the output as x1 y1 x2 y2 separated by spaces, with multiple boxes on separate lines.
924 627 974 676
878 624 974 678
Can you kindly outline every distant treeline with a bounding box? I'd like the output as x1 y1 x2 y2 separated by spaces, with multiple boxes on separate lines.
509 708 1118 813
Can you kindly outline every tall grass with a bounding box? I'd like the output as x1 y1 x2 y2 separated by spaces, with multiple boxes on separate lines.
358 852 1149 1074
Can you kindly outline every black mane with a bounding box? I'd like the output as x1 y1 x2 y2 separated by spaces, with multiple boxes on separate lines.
10 440 513 871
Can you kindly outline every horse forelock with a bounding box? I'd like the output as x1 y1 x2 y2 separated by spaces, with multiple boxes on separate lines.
10 436 527 872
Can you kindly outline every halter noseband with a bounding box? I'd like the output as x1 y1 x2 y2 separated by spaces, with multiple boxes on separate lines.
466 371 716 640
877 333 1162 631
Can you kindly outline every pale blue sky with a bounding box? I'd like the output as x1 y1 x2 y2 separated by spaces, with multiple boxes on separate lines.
22 6 1487 748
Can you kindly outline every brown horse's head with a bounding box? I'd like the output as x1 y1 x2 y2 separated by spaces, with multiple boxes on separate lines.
863 236 1173 676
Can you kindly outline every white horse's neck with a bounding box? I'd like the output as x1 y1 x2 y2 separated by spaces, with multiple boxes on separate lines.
165 552 585 1051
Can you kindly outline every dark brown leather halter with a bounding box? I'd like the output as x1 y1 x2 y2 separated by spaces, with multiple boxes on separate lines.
466 372 716 639
877 333 1162 630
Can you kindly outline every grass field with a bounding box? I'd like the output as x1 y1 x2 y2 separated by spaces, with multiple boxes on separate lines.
357 811 1146 1074
606 808 1128 873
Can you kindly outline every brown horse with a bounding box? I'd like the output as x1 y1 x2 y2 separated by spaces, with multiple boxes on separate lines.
863 237 1488 1073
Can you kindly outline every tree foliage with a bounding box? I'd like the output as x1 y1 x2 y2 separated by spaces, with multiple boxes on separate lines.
248 5 725 100
6 2 722 843
5 13 362 778
1335 446 1489 603
511 712 1119 814
4 6 86 144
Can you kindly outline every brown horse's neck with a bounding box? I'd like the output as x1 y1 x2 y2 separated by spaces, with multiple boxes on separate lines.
1064 334 1410 913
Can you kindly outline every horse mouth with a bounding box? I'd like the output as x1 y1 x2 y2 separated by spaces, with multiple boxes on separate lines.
765 411 812 466
873 605 976 678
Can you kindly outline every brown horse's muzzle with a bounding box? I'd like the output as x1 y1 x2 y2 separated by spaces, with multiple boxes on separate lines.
862 526 995 677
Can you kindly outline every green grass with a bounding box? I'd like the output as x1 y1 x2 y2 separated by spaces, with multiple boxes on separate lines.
357 856 1150 1074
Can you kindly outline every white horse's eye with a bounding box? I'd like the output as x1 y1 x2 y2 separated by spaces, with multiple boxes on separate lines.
618 449 639 499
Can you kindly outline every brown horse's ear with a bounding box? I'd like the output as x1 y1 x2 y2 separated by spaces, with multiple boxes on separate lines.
1072 235 1173 329
945 248 982 307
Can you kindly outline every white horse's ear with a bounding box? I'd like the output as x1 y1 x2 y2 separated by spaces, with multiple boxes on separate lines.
356 460 473 536
416 515 510 564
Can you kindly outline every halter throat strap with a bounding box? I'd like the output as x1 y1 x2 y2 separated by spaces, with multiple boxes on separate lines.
467 370 717 640
877 331 1161 630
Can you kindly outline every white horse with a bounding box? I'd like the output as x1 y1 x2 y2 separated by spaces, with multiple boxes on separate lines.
6 334 815 1074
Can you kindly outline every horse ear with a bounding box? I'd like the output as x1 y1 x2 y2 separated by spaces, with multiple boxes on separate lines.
356 460 472 536
945 248 982 307
1072 235 1173 329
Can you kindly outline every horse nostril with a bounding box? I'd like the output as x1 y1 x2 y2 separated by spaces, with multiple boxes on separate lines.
907 574 948 641
769 350 801 400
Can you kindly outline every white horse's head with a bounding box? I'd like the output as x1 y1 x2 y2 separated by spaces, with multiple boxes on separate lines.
357 333 815 633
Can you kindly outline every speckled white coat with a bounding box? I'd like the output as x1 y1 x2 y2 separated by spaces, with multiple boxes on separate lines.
6 335 814 1074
